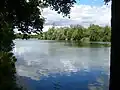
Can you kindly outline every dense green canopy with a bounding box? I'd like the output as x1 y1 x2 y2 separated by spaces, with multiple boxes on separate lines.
19 24 111 42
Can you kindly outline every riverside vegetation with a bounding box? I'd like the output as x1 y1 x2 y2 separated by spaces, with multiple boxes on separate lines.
15 24 111 42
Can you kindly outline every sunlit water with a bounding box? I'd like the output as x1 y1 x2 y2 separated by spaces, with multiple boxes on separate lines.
13 39 110 90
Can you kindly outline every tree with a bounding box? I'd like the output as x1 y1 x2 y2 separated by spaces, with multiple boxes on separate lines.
102 0 120 90
108 0 120 90
0 0 76 89
102 26 111 42
88 24 103 41
37 24 111 42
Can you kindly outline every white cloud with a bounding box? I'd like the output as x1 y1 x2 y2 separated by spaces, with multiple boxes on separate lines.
42 2 111 31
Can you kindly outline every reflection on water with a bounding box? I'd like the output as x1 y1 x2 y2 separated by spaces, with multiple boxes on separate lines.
13 39 110 90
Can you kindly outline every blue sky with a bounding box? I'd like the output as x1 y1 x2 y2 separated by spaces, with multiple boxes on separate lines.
76 0 105 6
14 0 111 33
41 0 111 32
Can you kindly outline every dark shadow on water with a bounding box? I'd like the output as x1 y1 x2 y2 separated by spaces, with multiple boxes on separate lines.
63 41 110 48
42 40 111 48
19 69 109 90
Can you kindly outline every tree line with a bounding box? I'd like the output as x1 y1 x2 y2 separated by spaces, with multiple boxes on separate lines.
40 24 111 42
16 24 111 42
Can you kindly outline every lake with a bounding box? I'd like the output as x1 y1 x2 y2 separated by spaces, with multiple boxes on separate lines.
13 39 110 90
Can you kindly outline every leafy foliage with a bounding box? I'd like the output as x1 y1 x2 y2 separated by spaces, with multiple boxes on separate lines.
0 23 15 52
0 22 22 90
35 24 111 42
0 0 76 89
0 52 19 90
0 0 76 35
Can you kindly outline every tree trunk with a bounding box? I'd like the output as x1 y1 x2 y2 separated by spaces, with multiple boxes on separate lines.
109 0 120 90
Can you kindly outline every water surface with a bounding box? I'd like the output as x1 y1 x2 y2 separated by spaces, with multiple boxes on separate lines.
13 39 110 90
